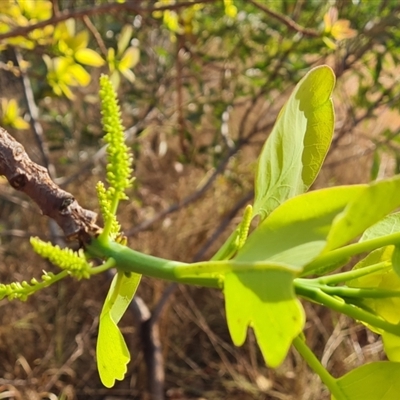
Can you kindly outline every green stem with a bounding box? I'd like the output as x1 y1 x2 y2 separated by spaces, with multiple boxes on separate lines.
88 238 180 278
319 285 400 299
31 270 69 293
297 278 400 298
86 238 222 288
311 261 390 285
99 196 120 242
90 257 116 275
6 270 69 300
292 335 346 400
297 284 400 336
175 260 300 277
303 231 400 276
87 238 302 287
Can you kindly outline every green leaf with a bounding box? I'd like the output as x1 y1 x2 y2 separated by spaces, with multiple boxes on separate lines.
347 246 400 361
392 244 400 278
347 247 400 325
347 246 400 362
253 65 335 220
224 269 304 367
333 362 400 400
361 212 400 243
97 271 141 388
236 185 364 268
326 176 400 251
381 332 400 362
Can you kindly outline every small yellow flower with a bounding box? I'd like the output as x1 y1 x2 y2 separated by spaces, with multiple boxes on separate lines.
0 98 29 130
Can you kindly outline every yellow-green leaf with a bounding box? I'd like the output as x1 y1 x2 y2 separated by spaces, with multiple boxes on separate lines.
253 65 335 220
97 271 141 387
225 269 304 367
381 332 400 362
237 185 364 268
97 311 130 388
347 247 400 327
334 362 400 400
326 176 400 251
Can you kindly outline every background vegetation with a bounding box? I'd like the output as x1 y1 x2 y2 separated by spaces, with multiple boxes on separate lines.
0 1 400 399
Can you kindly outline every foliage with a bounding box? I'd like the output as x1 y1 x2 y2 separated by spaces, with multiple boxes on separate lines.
252 65 335 220
97 271 141 388
1 1 400 399
16 64 400 399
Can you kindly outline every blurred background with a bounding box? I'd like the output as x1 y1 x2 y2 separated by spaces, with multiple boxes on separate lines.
0 1 400 399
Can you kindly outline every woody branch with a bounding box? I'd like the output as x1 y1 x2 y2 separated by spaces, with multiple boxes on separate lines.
0 126 99 242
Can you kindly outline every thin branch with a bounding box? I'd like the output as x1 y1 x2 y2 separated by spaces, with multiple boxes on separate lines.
0 0 218 42
82 15 108 57
247 0 320 38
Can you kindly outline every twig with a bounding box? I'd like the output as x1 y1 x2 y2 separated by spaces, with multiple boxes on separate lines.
82 15 108 57
0 0 218 42
247 0 320 38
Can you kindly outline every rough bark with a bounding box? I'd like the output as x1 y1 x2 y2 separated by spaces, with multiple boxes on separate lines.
0 126 100 242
